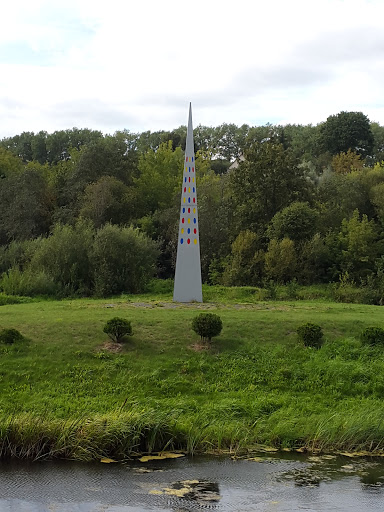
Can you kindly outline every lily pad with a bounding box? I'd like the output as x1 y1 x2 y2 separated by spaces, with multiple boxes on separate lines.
139 452 185 462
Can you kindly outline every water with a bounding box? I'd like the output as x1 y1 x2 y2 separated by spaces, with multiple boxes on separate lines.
0 452 384 511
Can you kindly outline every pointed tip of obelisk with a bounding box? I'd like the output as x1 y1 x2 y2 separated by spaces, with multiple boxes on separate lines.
186 102 194 153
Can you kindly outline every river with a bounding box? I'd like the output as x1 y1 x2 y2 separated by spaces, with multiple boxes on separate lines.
0 452 384 511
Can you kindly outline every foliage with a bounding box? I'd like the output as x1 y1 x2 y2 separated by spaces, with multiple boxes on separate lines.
0 268 59 297
268 202 318 242
230 141 309 233
339 209 381 281
29 221 94 296
192 313 223 342
320 111 374 157
103 317 133 343
331 149 363 174
91 224 159 296
79 176 131 228
0 328 23 344
297 323 324 348
1 116 384 292
360 327 384 346
222 230 264 286
265 238 297 283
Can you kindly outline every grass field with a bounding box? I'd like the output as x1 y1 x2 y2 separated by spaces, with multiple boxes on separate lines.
0 285 384 460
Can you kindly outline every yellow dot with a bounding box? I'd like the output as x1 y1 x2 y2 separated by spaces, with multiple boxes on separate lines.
181 228 184 234
192 177 195 183
185 167 188 172
183 197 186 203
193 208 196 213
188 218 190 224
194 239 197 245
188 187 191 193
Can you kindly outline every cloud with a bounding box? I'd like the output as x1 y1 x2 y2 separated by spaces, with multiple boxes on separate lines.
1 0 384 136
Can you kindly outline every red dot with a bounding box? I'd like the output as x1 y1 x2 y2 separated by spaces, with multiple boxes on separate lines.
189 177 190 182
193 198 195 203
182 218 184 224
194 228 196 234
184 187 186 192
185 157 188 162
192 167 194 172
187 238 190 244
188 208 190 213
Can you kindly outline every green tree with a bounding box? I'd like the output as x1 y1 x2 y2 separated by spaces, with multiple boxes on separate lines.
134 142 183 217
222 230 265 286
91 224 159 296
230 142 308 233
0 169 53 243
79 176 131 228
268 202 318 242
265 238 297 283
320 111 374 157
0 147 23 178
339 209 382 280
29 221 94 295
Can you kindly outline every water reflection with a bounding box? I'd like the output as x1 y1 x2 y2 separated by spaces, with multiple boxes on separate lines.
0 453 384 511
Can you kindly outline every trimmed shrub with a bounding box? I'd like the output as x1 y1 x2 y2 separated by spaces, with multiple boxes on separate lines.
192 313 223 342
360 326 384 346
103 317 133 343
297 322 324 349
0 328 23 344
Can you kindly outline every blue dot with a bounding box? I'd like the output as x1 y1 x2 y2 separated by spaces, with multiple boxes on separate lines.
194 218 196 224
180 238 184 244
188 197 190 203
192 157 194 162
193 187 195 192
182 208 185 213
189 167 191 172
184 177 187 182
188 228 190 234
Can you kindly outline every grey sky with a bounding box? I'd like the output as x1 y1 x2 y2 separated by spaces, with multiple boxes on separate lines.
1 0 383 138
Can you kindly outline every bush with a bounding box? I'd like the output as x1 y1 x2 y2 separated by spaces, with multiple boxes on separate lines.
360 327 384 346
297 322 324 349
103 317 133 343
0 328 23 344
192 313 223 342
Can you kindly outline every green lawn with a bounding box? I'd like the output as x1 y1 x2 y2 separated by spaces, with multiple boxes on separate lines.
0 292 384 459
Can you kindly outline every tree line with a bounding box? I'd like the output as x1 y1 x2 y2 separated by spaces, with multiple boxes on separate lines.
1 110 384 299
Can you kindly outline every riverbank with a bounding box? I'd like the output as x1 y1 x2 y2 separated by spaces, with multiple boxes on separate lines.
0 293 384 460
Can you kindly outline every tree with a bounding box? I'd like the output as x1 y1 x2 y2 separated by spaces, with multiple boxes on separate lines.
134 142 183 217
0 147 23 179
265 238 297 283
79 176 131 228
91 224 159 296
230 142 309 234
268 202 318 242
320 111 374 157
28 221 94 295
339 209 382 280
222 230 264 286
0 169 53 243
331 149 363 174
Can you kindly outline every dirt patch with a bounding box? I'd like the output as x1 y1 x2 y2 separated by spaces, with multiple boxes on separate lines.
101 341 123 353
189 342 211 352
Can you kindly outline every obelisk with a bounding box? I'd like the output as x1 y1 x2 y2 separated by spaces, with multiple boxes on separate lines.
173 103 203 302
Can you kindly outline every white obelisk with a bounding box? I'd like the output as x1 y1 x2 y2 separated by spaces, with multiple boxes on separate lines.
173 103 203 302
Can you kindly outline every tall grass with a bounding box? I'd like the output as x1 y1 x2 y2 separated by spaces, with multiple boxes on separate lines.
0 296 384 459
